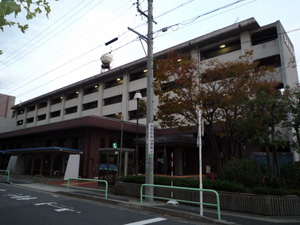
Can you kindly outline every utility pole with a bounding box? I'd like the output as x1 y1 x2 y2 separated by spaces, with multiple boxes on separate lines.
145 0 154 203
128 0 155 203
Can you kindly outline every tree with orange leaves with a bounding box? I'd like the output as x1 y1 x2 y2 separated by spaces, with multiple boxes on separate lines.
153 51 285 177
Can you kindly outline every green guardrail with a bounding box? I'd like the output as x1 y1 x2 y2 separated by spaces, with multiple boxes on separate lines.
0 170 10 182
140 184 221 221
67 178 108 199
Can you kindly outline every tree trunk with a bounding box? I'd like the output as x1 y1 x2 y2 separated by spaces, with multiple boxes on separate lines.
271 125 281 178
206 125 223 178
265 146 273 174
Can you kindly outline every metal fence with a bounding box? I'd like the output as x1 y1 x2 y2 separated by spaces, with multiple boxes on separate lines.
67 178 108 199
140 184 221 220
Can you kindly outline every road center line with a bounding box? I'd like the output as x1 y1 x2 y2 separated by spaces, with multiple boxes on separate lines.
124 217 166 225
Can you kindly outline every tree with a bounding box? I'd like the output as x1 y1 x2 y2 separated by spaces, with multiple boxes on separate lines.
285 85 300 153
153 51 283 177
236 82 289 178
0 0 55 54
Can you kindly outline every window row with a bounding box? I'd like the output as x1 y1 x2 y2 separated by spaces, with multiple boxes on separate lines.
200 27 278 60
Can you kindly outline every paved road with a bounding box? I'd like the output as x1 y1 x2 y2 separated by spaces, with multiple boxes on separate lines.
0 183 209 225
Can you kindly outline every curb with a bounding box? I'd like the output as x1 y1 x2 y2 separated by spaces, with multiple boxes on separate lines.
56 191 235 225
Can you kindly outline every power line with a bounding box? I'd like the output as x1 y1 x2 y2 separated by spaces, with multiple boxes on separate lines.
0 0 88 67
0 0 104 70
2 0 134 91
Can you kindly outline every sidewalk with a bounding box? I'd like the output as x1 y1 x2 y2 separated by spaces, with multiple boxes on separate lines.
4 176 300 225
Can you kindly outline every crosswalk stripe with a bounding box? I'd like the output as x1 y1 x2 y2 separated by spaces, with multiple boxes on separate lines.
124 217 166 225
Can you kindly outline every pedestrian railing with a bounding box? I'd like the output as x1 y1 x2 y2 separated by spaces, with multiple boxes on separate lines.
67 178 108 199
140 184 221 221
0 170 10 182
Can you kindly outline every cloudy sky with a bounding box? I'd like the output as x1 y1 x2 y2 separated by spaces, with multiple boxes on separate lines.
1 0 300 104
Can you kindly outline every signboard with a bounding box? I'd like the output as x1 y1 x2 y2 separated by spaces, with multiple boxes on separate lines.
148 123 154 157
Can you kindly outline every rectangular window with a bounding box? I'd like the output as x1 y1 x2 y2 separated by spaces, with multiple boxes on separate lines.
128 110 145 120
26 117 34 123
38 101 47 109
103 95 122 106
251 27 278 46
51 96 62 105
66 90 79 100
129 70 147 81
201 40 241 59
255 55 281 68
83 101 98 111
104 77 123 89
105 113 122 120
17 108 25 115
129 88 146 100
83 85 98 95
65 106 77 115
50 110 61 118
37 114 46 121
27 105 35 112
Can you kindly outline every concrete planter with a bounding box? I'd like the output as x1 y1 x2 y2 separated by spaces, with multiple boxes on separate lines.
114 182 300 216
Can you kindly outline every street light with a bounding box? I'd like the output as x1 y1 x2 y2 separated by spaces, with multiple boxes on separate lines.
134 90 142 174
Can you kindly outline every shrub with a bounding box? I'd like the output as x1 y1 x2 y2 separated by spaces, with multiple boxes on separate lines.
222 158 265 187
251 186 288 195
204 179 247 193
120 175 145 184
121 175 247 193
281 161 300 189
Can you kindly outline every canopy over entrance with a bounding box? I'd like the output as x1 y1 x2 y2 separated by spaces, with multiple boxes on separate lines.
3 147 83 154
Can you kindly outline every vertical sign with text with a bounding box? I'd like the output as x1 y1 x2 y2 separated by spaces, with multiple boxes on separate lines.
148 123 154 157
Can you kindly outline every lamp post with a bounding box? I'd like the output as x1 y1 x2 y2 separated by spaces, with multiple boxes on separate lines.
134 91 142 175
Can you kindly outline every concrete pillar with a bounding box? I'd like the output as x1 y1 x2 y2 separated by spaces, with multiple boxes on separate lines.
39 155 44 174
50 155 54 177
31 156 34 175
124 152 128 176
240 31 252 54
78 87 83 117
97 83 104 116
62 154 66 174
122 72 129 121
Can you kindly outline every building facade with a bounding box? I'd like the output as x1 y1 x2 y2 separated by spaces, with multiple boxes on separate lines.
0 18 298 179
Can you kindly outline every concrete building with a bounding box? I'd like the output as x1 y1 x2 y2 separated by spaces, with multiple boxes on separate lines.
0 18 298 179
0 94 16 133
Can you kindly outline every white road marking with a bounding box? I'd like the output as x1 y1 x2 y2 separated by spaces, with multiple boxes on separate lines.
124 217 167 225
0 189 6 191
8 194 37 200
35 202 79 213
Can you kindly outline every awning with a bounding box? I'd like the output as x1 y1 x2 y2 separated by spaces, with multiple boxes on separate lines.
2 147 83 155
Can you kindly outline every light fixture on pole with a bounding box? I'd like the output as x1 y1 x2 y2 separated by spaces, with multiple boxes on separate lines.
134 90 142 175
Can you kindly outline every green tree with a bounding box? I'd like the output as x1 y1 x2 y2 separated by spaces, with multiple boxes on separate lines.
0 0 56 54
236 82 289 178
285 85 300 153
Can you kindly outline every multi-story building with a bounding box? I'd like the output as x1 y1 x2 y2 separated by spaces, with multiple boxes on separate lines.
0 18 298 179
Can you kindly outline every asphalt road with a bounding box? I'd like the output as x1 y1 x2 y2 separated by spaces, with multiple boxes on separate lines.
0 183 208 225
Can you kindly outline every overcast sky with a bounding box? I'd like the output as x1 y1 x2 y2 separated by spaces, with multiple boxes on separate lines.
1 0 300 104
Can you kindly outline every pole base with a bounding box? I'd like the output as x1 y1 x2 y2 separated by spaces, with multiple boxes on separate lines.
167 199 179 205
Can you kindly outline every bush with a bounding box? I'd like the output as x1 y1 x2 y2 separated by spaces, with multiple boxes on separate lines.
120 175 145 184
281 161 300 189
204 179 247 193
251 186 288 195
222 158 265 187
121 175 247 193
